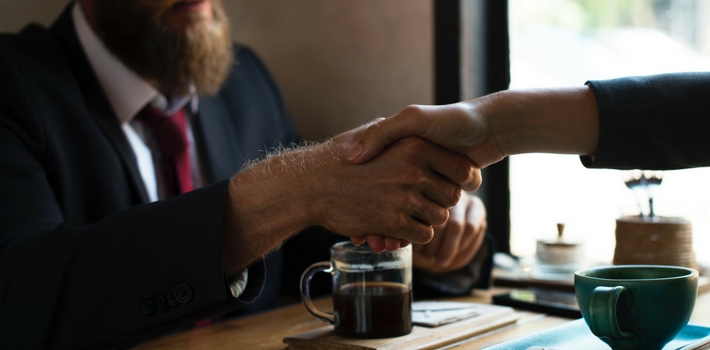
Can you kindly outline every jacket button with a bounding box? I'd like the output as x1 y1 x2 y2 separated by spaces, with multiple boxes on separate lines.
153 294 168 312
175 284 192 303
141 298 156 316
164 289 180 307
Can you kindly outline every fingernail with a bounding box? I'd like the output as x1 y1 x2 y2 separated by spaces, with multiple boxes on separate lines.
345 142 363 161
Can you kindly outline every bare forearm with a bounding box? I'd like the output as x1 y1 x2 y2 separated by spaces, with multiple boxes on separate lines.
484 85 599 157
220 147 319 276
218 125 476 276
346 85 599 169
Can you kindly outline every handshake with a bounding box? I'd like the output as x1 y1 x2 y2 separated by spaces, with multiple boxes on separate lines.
336 85 601 257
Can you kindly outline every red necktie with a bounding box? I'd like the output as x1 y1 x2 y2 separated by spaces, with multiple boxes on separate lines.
136 106 193 197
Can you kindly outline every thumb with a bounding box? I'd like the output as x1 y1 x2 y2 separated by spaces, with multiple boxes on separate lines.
346 106 432 164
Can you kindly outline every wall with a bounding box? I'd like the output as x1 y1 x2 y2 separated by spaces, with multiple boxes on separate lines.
0 0 433 141
0 0 70 33
228 0 433 140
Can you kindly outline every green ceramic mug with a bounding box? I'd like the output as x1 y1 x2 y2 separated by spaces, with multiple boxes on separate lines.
574 265 698 350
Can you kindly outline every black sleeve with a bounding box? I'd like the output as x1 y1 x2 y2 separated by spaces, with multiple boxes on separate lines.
582 72 710 170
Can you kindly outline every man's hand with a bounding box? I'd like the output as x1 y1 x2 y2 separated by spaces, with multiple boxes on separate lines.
221 123 479 273
309 127 478 249
412 192 486 273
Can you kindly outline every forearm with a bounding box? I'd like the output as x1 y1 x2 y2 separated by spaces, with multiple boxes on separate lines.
482 85 599 158
221 145 322 276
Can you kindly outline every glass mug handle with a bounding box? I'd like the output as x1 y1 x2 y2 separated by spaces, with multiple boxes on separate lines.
588 286 639 349
300 261 336 324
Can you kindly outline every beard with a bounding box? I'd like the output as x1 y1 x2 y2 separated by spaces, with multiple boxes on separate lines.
95 0 234 96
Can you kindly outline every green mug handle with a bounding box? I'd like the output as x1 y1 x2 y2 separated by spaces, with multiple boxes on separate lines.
588 286 639 349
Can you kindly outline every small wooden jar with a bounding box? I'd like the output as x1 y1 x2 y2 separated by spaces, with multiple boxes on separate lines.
614 216 697 270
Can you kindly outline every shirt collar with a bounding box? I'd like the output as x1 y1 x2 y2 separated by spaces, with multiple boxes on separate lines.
72 3 198 124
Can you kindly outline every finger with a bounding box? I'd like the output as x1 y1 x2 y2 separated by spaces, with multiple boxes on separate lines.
462 168 482 192
367 235 386 253
410 198 450 229
459 196 487 249
345 117 387 143
346 106 433 164
420 177 462 209
384 237 401 251
400 239 410 248
436 202 466 267
449 200 486 271
423 142 480 191
448 233 482 271
351 236 367 246
422 223 446 257
388 217 436 245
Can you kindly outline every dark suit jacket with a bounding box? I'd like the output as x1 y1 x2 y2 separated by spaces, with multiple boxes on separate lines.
583 73 710 170
0 4 495 349
0 5 300 349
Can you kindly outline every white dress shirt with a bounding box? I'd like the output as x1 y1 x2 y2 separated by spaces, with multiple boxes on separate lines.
72 3 247 298
72 3 204 203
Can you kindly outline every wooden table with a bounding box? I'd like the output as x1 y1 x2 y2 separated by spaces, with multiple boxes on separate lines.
135 289 710 350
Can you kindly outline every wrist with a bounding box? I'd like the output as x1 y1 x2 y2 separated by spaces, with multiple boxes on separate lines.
484 87 599 157
221 146 323 274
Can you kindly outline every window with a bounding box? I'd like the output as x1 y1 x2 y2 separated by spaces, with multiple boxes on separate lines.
508 0 710 264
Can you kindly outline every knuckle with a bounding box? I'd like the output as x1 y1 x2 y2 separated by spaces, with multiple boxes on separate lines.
365 121 385 140
451 160 477 185
400 166 425 185
432 207 449 226
442 186 462 208
389 214 409 232
421 227 435 244
398 136 427 154
400 104 425 118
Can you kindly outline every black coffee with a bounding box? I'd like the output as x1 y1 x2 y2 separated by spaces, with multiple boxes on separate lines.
333 281 412 338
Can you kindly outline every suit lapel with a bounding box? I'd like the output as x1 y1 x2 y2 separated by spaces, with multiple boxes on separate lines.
49 4 150 204
193 94 246 183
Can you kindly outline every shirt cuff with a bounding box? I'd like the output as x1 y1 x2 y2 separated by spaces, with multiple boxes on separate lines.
227 268 249 298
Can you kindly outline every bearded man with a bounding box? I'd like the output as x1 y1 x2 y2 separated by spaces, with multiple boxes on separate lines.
0 1 493 348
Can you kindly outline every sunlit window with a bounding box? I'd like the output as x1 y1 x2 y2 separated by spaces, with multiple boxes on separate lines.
508 0 710 265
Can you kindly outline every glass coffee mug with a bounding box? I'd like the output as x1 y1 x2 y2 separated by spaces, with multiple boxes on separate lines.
300 241 413 338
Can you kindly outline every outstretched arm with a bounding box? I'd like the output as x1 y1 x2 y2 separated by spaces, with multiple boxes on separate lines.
346 85 599 169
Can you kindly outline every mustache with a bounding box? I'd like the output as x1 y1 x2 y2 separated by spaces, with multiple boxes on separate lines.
142 0 216 16
144 0 188 12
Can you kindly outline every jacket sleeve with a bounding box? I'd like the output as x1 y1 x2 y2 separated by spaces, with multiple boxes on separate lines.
582 72 710 170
